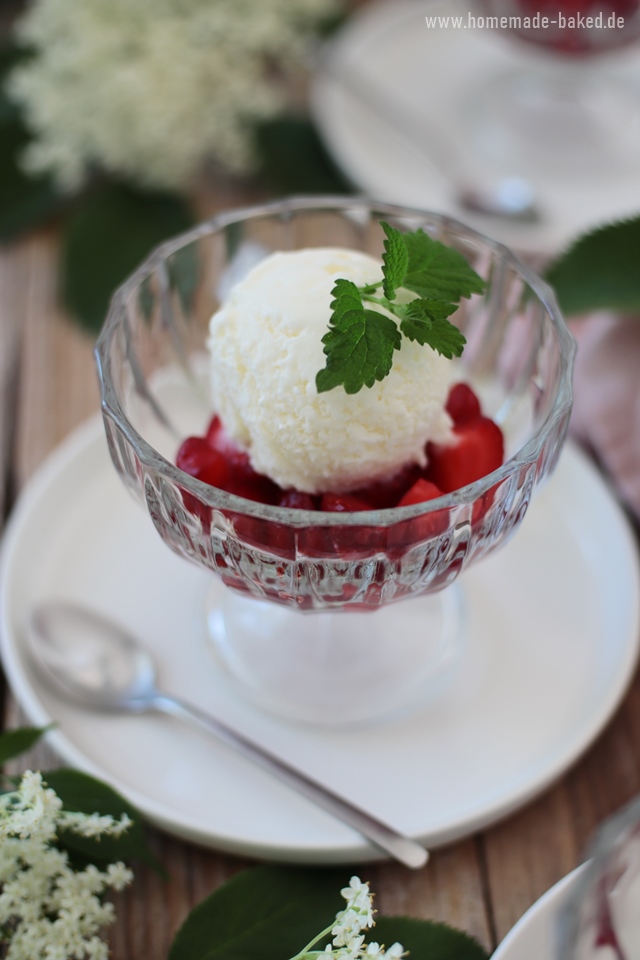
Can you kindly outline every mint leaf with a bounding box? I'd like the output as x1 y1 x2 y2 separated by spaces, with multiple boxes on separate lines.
375 916 489 960
317 307 401 394
315 222 480 394
317 280 401 394
402 229 485 302
330 277 364 322
545 215 640 315
381 220 409 300
397 299 466 358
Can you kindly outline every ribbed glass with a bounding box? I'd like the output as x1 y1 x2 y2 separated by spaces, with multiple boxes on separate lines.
95 197 575 611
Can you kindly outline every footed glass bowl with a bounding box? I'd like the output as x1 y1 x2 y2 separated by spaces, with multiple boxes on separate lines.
95 197 574 725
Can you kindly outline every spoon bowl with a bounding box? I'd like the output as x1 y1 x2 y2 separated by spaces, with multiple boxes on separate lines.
26 600 429 869
29 603 157 711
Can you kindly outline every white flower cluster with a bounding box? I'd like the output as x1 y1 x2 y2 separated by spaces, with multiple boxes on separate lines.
291 876 406 960
327 878 405 960
7 0 340 192
0 770 133 960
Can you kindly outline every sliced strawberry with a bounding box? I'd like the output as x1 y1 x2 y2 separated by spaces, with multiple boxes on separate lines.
320 493 372 512
223 471 282 505
176 437 229 488
426 417 504 493
352 464 422 509
446 382 481 424
202 416 283 504
397 478 443 507
229 512 295 558
206 415 252 469
279 491 317 510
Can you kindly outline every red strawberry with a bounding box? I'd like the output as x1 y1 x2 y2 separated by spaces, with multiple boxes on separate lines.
397 478 443 507
205 415 251 470
203 415 282 504
426 417 504 493
279 491 317 510
446 383 481 424
352 464 422 509
320 493 372 512
176 437 229 488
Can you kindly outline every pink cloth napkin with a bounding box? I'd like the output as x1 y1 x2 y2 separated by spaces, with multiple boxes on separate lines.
569 313 640 520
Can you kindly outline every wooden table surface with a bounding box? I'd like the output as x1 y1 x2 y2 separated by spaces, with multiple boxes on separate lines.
1 207 639 959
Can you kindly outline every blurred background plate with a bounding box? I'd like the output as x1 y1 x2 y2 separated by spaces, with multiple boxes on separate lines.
311 0 640 253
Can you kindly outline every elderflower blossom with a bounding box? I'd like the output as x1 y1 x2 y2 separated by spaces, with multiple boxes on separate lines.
290 876 405 960
6 0 341 192
0 770 133 960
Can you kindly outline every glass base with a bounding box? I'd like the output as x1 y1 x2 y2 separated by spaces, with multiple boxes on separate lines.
205 580 467 727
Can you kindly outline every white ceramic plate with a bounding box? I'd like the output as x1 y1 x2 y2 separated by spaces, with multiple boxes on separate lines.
493 867 583 959
0 417 638 862
311 0 640 254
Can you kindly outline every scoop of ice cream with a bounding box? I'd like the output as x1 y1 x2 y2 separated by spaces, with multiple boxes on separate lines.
208 247 453 494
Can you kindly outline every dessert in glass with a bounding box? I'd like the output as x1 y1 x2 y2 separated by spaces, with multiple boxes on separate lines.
95 197 574 726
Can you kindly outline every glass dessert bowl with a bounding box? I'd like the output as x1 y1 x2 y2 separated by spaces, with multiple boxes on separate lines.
95 197 575 726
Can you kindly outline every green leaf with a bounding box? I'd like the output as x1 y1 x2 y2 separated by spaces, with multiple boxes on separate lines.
545 215 640 315
254 115 352 196
330 277 365 322
169 865 349 960
380 221 409 300
397 299 466 358
317 281 401 394
402 229 485 302
375 917 489 960
60 180 194 332
43 768 165 875
0 726 49 766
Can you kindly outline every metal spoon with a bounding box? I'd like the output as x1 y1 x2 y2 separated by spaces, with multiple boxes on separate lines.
27 601 429 869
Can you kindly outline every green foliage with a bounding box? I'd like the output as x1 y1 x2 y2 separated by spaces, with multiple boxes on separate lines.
545 215 640 315
59 181 194 332
44 769 165 874
397 299 463 357
254 115 352 195
168 866 489 960
316 221 480 393
381 221 409 300
316 294 402 394
0 726 49 766
168 866 348 960
400 229 485 302
375 917 489 960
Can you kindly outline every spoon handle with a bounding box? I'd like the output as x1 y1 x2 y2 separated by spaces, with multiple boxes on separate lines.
152 692 428 870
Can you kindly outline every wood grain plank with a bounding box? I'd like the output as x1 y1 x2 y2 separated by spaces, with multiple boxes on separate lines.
484 667 640 944
370 842 493 951
4 230 99 771
482 783 579 942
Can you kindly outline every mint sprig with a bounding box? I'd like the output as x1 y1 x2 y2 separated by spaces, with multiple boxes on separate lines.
316 221 484 394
